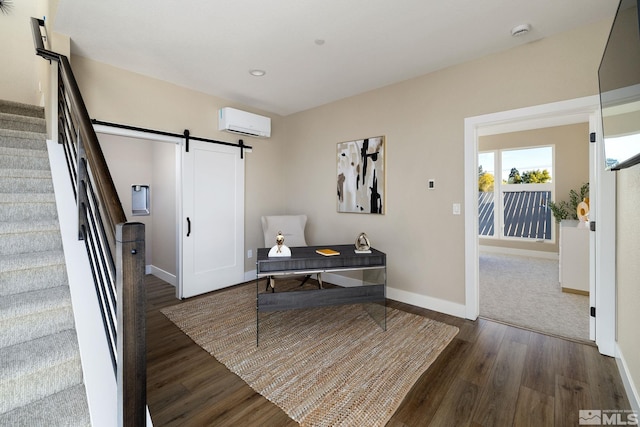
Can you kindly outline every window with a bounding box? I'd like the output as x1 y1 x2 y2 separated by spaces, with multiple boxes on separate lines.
478 146 554 242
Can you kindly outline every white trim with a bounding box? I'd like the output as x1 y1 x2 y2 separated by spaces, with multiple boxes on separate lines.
465 96 618 351
93 124 182 144
48 139 117 427
387 287 467 319
616 343 640 415
479 245 558 260
244 269 257 283
591 109 617 356
93 125 185 301
149 265 177 287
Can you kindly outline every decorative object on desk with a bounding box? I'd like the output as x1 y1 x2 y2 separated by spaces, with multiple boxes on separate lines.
276 231 284 251
162 282 458 427
268 230 291 257
355 232 371 253
261 215 321 290
337 136 385 214
316 248 340 256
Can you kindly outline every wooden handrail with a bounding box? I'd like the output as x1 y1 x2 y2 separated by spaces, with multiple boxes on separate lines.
58 55 127 253
31 17 146 426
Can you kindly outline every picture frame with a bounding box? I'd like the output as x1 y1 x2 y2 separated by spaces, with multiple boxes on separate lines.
336 136 385 214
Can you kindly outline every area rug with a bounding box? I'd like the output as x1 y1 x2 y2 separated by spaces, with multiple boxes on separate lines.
161 283 458 427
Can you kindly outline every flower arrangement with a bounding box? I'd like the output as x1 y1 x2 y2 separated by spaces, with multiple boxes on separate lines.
548 182 589 223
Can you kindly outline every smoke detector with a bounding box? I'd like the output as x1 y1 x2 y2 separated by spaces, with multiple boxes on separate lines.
511 24 531 37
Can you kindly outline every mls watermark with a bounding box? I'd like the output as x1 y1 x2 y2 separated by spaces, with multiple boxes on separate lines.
579 410 639 425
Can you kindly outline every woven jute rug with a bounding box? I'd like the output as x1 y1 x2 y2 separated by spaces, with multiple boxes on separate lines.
161 283 458 427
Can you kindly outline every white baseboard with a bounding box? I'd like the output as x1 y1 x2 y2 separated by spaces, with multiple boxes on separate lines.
322 272 362 288
480 245 558 260
616 343 640 414
244 269 257 283
386 287 467 319
149 265 177 287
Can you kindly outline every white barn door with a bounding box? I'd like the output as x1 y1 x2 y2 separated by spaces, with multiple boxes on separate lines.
179 140 245 298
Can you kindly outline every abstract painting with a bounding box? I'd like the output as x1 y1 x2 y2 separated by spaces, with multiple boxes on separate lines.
337 136 385 214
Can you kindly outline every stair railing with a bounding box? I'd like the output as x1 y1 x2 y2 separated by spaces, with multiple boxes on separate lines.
31 17 146 426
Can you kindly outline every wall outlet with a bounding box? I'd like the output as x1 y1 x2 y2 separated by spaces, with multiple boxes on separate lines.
453 203 461 215
428 179 435 189
247 249 253 258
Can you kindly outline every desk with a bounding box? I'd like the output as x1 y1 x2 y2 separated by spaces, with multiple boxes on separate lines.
256 245 386 344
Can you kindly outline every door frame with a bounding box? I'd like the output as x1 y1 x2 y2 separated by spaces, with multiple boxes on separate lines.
93 124 183 294
463 95 617 356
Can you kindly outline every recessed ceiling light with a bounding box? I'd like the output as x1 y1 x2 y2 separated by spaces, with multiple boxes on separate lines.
511 24 531 37
249 69 266 77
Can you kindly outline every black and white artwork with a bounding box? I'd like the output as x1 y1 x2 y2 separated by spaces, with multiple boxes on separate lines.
337 136 385 214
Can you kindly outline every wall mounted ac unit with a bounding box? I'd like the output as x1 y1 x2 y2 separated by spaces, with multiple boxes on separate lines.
218 107 271 138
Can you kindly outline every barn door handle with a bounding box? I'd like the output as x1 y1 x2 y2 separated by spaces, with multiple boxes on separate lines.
186 217 191 237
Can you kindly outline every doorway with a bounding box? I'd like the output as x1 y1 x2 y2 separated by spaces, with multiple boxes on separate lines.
464 95 617 356
476 125 590 341
94 124 247 300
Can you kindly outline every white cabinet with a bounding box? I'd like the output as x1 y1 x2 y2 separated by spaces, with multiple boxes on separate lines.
559 220 590 294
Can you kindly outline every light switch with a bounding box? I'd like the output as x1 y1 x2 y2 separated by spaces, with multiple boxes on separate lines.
247 249 253 259
453 203 461 215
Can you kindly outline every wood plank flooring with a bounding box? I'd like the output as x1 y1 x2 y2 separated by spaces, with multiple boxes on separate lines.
145 275 630 426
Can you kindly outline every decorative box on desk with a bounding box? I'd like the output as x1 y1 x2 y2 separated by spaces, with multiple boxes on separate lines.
255 244 386 345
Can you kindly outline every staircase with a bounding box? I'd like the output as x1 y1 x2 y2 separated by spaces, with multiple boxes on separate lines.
0 100 91 425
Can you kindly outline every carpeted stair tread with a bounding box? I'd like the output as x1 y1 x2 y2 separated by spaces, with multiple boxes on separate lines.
0 193 58 223
0 286 74 348
0 168 51 178
0 145 49 159
0 129 47 151
0 330 83 414
0 100 44 119
0 383 90 427
0 220 60 234
0 153 51 171
0 112 46 133
0 193 55 203
0 177 54 194
0 285 71 322
0 250 65 274
0 228 62 256
0 263 67 297
0 203 58 222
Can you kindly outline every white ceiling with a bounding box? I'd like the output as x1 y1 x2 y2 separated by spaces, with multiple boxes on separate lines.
53 0 618 116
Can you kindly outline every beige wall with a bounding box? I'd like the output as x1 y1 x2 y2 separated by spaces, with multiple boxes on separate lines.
69 55 288 273
1 0 41 105
67 18 610 304
97 133 177 273
478 123 590 253
151 141 177 276
616 164 640 409
98 134 155 266
282 21 610 304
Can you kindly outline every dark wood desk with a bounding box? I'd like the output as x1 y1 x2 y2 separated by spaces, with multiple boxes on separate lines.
255 245 386 344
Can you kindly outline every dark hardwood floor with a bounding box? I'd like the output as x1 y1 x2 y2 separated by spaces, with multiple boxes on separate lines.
146 275 630 426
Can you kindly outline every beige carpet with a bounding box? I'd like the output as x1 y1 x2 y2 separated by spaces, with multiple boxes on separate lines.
161 283 458 427
480 252 589 341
